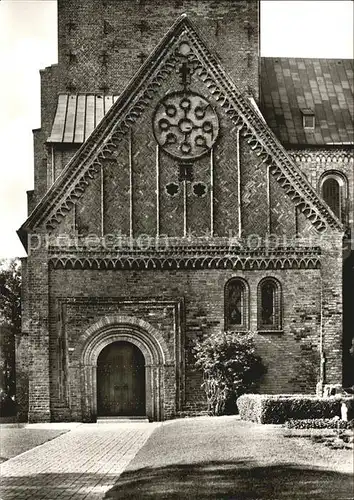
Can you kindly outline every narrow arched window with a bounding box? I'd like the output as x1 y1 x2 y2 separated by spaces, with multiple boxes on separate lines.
320 172 348 223
258 278 282 331
225 278 248 330
261 280 275 325
322 177 340 218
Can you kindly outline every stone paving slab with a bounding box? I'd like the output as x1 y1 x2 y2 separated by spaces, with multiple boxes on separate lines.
0 422 159 500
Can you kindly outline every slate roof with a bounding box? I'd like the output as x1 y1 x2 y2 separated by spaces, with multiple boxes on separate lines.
260 57 354 146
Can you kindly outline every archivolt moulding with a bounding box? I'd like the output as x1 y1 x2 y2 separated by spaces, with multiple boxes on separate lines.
78 315 167 422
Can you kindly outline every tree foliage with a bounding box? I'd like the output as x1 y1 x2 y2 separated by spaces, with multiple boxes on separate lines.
0 258 21 333
0 258 21 413
194 331 266 416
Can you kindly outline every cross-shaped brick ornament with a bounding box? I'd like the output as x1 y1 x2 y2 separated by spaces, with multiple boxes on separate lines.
99 84 109 94
104 20 114 35
244 21 254 40
178 162 194 182
66 52 77 64
179 62 191 88
137 20 149 33
66 21 76 34
137 52 147 65
66 82 76 93
100 52 109 66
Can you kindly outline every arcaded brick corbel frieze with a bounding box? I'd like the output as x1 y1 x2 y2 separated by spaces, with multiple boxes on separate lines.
289 150 354 164
47 243 322 271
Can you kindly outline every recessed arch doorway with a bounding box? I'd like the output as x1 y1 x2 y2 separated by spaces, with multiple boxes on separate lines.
97 341 146 416
79 316 169 422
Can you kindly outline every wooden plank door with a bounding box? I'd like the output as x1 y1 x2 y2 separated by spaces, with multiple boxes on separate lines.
97 341 145 416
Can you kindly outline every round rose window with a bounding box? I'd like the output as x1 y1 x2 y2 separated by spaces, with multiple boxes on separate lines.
153 91 219 161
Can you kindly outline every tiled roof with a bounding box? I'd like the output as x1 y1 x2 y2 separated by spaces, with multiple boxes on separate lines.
47 94 119 143
260 57 354 146
47 59 353 147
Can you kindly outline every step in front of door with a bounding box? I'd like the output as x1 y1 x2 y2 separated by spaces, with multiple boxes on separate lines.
96 416 150 423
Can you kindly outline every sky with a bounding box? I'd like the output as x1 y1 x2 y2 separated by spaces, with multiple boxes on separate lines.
0 0 353 258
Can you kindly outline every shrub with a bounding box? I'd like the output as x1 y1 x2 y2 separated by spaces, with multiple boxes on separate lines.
0 390 16 417
194 331 266 416
284 418 354 429
237 394 354 424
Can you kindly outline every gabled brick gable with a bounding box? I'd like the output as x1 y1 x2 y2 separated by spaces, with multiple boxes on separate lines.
18 15 343 251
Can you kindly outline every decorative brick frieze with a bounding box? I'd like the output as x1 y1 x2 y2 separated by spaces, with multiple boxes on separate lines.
48 245 321 271
290 150 354 164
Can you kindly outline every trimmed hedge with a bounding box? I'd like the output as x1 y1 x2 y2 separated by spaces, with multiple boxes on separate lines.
237 394 354 424
284 418 354 429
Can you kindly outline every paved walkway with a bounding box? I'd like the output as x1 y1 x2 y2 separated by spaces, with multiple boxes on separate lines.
1 418 352 500
106 417 353 500
0 422 159 500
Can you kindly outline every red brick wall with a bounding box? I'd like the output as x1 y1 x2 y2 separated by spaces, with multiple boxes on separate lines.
32 66 60 207
57 0 259 98
46 266 323 421
18 234 344 422
33 0 260 210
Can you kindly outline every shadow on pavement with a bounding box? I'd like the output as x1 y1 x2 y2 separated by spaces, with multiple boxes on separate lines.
104 460 353 499
0 461 351 499
0 473 117 499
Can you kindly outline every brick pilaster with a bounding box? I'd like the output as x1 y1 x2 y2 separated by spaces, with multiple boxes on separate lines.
320 232 344 387
27 238 51 422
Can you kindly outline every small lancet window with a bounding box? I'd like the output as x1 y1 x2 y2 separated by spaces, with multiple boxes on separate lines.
258 278 282 331
301 108 315 130
225 278 248 330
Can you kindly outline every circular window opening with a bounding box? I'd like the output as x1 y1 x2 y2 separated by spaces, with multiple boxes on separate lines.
165 182 180 197
193 182 207 197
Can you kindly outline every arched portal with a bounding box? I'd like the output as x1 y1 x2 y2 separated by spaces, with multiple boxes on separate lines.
79 316 168 422
97 341 146 416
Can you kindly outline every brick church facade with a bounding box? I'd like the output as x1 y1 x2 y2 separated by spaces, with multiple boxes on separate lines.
17 1 353 422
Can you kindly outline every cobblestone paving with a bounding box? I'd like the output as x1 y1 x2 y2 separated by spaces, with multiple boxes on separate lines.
0 422 159 500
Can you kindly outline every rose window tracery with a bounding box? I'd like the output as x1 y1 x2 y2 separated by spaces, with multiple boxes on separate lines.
153 91 219 161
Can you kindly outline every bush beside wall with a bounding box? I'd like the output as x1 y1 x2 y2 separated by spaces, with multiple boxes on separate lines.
284 418 354 429
237 394 354 424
